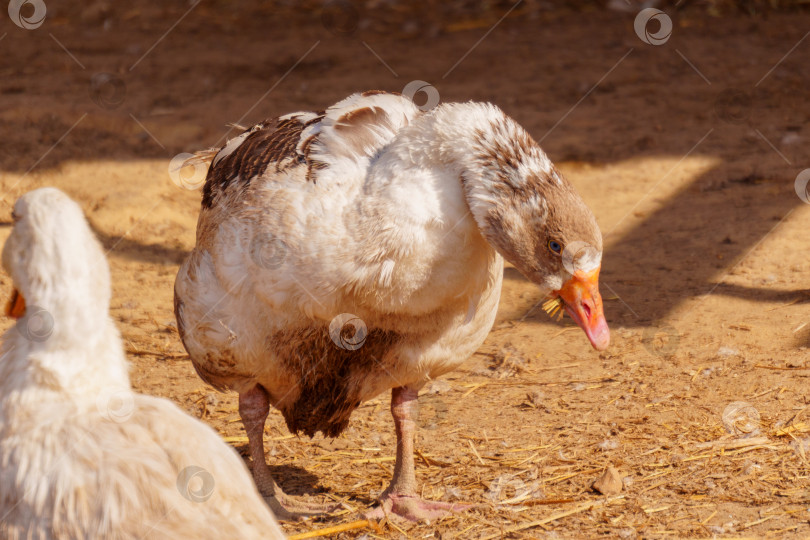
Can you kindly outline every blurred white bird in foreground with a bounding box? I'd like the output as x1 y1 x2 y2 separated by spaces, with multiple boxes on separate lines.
0 188 285 540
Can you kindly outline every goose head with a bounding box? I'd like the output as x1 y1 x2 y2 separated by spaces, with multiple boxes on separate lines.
2 188 113 350
439 103 610 350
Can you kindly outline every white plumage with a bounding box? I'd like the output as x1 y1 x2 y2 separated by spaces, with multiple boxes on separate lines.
0 188 285 539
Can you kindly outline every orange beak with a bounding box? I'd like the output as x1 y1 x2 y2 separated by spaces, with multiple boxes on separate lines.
5 288 25 319
554 267 610 351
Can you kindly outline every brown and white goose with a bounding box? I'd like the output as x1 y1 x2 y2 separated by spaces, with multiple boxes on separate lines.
0 188 285 539
174 91 609 521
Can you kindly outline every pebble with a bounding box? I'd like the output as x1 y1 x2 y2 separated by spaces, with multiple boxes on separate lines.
592 466 623 495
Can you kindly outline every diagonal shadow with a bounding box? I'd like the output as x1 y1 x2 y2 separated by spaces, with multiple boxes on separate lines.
88 221 189 266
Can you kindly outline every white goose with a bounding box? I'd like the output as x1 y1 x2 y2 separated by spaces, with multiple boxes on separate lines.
175 91 610 521
0 188 285 539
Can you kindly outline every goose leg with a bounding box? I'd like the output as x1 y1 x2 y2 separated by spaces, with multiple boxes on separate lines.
238 385 337 521
366 386 473 521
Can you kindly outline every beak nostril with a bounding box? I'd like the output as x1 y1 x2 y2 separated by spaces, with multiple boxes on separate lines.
582 301 592 321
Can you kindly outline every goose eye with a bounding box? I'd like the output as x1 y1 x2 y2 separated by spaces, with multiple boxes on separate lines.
10 211 19 223
548 240 562 254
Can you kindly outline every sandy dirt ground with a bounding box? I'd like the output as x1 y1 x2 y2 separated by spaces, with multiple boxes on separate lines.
1 1 809 538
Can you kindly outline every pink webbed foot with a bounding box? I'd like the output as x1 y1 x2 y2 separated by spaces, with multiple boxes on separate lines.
365 493 475 521
363 387 481 522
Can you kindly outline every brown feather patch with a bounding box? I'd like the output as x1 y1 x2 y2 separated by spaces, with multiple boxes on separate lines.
201 114 324 208
360 90 400 97
275 326 401 438
332 106 395 158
